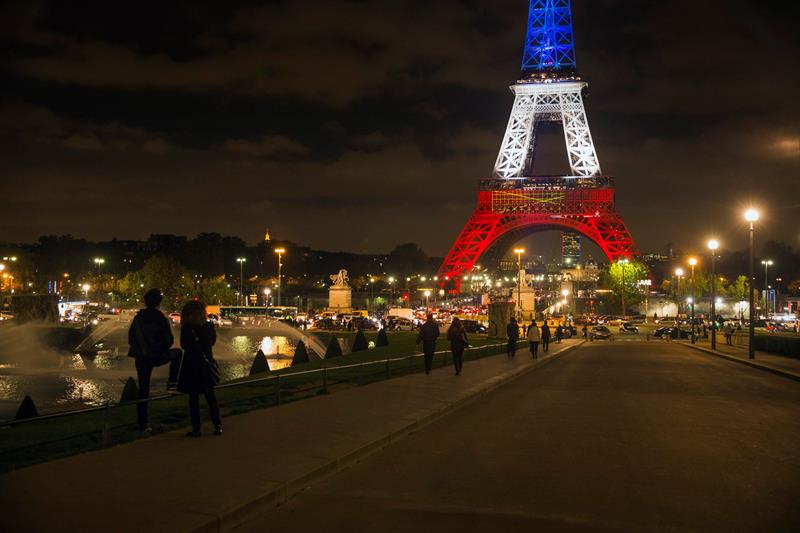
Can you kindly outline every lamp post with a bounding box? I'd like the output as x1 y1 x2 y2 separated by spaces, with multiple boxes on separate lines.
274 248 285 307
707 239 719 350
424 290 431 309
674 267 684 314
761 259 773 316
388 276 395 306
236 257 246 306
619 258 629 317
687 297 695 343
263 288 271 306
514 248 525 315
93 257 105 296
745 209 759 358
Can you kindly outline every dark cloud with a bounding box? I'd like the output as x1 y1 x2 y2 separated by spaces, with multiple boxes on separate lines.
0 0 798 259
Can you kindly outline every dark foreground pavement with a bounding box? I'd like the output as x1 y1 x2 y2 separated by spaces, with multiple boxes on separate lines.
241 342 800 533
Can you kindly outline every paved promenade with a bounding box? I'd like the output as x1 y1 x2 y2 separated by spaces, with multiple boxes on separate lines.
242 341 800 533
0 340 579 532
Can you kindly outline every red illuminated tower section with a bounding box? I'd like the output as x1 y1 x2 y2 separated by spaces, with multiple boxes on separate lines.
438 0 638 290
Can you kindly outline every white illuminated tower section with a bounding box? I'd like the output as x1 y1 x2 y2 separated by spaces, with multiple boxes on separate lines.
494 0 600 179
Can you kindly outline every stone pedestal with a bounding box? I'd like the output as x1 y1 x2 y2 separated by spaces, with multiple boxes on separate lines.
488 302 514 338
518 286 536 313
329 286 352 311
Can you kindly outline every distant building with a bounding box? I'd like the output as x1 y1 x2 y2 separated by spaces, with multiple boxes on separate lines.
561 231 581 267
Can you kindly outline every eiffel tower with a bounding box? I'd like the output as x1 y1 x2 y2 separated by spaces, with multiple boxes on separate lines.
438 0 639 290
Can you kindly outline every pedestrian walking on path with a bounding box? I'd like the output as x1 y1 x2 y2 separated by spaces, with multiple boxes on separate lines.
528 320 541 359
127 288 179 434
416 313 440 374
447 317 469 375
178 300 222 437
506 317 520 357
541 322 551 353
555 324 563 344
582 324 588 339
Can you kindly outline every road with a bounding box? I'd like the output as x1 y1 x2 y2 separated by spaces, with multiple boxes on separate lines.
240 341 800 532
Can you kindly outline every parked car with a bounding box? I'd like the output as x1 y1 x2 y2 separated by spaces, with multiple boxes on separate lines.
390 317 415 331
462 319 487 334
654 326 691 339
208 313 232 328
312 318 339 330
618 322 639 334
352 316 379 331
590 325 612 340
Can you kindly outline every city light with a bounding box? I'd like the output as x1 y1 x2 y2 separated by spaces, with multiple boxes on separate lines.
688 257 697 267
744 208 760 222
686 297 693 304
707 239 719 251
674 268 684 277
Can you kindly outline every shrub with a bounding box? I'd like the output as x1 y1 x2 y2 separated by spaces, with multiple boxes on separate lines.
352 330 368 352
324 336 343 359
120 377 139 402
291 341 310 366
15 395 38 419
249 350 270 375
376 328 389 347
753 335 800 357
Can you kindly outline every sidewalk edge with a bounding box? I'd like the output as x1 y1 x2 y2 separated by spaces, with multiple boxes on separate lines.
681 342 800 382
191 341 584 532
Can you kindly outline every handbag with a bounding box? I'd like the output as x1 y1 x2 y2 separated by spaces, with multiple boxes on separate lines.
193 331 220 386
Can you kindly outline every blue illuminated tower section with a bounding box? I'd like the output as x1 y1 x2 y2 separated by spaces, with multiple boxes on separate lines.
521 0 577 75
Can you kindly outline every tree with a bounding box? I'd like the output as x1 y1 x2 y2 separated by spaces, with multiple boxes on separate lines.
139 256 190 309
193 276 238 305
387 243 428 277
605 260 649 313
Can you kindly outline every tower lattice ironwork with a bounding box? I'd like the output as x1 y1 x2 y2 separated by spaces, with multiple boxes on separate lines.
438 0 639 290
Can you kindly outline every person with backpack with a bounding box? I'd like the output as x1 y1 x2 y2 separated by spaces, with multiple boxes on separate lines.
177 300 222 437
127 288 178 434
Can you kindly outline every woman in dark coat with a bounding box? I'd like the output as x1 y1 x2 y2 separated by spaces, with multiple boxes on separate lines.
178 300 222 437
447 317 469 376
541 322 551 353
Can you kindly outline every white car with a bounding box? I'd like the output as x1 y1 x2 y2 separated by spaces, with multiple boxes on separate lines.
208 314 232 327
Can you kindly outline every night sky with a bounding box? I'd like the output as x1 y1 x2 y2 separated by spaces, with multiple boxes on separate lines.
1 0 798 259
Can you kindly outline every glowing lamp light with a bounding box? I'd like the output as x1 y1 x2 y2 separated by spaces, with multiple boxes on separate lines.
688 257 697 267
675 268 684 277
744 209 760 223
686 297 694 304
561 289 569 297
707 239 720 251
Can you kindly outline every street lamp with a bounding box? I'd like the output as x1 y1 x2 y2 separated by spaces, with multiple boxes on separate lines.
744 209 759 358
687 297 696 343
707 239 719 350
423 290 431 309
263 288 271 306
514 248 525 315
274 248 285 307
761 259 773 317
81 283 91 300
618 258 630 317
236 257 246 306
674 267 684 313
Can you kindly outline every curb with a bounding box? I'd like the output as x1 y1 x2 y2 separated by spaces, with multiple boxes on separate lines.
190 341 584 532
681 342 800 383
